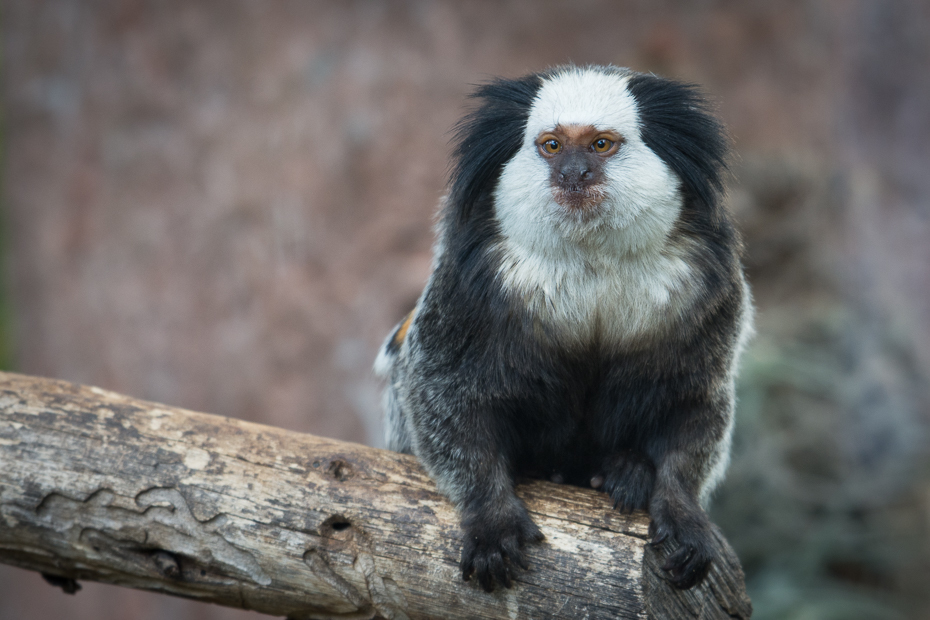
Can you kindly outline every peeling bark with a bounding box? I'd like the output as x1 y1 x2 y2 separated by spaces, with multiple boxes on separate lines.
0 372 751 619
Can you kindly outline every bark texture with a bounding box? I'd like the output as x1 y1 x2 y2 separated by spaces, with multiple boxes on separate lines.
0 372 751 619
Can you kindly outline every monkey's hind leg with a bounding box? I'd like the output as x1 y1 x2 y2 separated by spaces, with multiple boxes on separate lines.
375 314 416 454
381 381 414 454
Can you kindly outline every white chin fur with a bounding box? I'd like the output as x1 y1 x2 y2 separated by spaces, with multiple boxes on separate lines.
492 67 694 346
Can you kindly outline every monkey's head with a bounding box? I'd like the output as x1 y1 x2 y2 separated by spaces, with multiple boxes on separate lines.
448 65 729 254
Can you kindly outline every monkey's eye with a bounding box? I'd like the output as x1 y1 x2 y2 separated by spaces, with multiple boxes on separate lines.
540 139 562 155
593 138 614 154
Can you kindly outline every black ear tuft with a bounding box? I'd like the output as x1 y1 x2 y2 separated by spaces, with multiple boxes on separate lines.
448 74 544 223
627 74 730 213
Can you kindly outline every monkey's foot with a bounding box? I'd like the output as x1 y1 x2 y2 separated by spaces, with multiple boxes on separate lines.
460 511 544 592
592 451 656 514
648 514 714 589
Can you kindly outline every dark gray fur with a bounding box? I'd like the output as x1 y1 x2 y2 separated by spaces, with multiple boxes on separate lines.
376 65 751 592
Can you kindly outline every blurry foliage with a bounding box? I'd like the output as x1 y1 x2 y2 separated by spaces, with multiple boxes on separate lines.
713 158 930 620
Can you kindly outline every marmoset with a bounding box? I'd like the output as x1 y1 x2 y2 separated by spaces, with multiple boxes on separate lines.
375 64 752 591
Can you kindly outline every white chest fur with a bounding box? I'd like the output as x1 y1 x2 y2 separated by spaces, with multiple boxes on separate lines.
494 231 695 346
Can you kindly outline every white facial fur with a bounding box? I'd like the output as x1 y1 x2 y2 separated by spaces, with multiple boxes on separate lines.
493 67 696 346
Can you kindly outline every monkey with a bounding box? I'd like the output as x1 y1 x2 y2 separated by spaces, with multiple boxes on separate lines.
375 64 753 592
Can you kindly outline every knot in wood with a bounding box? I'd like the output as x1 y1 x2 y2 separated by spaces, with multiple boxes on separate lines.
152 550 181 579
326 459 352 481
320 514 354 540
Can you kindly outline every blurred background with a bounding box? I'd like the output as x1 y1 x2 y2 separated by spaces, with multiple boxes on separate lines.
1 1 929 618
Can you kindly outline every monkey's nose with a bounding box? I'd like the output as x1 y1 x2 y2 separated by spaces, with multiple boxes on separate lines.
559 171 591 182
559 164 592 185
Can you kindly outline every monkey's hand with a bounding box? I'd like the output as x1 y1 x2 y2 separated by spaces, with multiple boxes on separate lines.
592 451 656 514
648 504 715 589
460 504 544 592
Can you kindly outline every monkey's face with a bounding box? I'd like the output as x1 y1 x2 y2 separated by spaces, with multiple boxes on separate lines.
494 67 683 253
535 125 624 212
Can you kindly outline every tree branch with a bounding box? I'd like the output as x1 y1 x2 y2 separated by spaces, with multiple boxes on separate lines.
0 372 751 619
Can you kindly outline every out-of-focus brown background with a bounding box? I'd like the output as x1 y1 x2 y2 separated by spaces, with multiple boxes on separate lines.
2 1 929 619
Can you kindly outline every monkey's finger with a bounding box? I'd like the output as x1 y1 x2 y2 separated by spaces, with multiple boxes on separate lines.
661 544 694 573
684 561 711 589
493 560 512 589
477 564 496 592
677 546 712 589
648 520 672 546
460 546 477 582
479 550 506 592
668 555 710 589
509 546 530 571
516 517 545 551
521 520 544 543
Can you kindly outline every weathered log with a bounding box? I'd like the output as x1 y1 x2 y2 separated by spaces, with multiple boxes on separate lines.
0 371 751 619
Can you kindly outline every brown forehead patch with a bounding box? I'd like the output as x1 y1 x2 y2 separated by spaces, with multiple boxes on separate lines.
555 124 600 144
